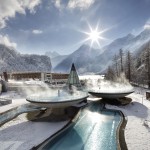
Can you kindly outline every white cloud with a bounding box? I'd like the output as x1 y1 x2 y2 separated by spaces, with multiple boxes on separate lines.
53 0 96 10
52 0 65 11
32 29 43 34
144 19 150 29
19 0 41 13
0 0 41 28
68 0 95 10
0 35 17 49
54 0 62 9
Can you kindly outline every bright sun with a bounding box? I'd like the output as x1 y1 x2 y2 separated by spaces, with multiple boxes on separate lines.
89 30 100 41
88 29 101 47
81 23 107 48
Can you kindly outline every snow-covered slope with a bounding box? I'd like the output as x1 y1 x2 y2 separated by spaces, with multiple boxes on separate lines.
54 29 150 74
92 33 135 72
3 28 149 74
94 29 150 73
0 44 51 72
54 45 100 73
45 51 68 68
45 51 60 58
51 55 68 68
123 29 150 52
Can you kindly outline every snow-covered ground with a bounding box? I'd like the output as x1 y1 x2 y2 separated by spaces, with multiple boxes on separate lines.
1 77 150 150
9 79 47 86
0 90 69 150
0 91 28 113
0 113 68 150
106 87 150 150
79 74 104 80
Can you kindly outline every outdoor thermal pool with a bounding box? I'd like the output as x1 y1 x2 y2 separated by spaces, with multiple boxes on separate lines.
0 90 123 150
39 101 122 150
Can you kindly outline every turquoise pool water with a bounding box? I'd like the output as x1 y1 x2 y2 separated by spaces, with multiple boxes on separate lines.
42 102 121 150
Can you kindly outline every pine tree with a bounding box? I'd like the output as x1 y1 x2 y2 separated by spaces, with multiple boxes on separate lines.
113 54 119 77
145 45 150 88
119 49 124 72
105 66 115 81
126 51 132 81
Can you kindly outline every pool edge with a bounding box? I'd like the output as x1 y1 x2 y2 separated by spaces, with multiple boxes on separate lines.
32 103 127 150
102 107 128 150
33 105 83 150
118 111 128 150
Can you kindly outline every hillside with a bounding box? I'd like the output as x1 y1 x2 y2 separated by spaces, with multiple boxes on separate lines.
54 45 100 73
54 29 150 74
45 51 68 68
0 44 51 73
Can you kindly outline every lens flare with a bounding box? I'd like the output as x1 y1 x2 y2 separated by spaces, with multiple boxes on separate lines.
81 22 108 48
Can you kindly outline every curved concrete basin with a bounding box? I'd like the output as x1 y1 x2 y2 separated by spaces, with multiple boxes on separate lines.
26 91 88 108
88 90 134 99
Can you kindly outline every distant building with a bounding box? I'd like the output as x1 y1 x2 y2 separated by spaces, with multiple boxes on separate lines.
6 72 69 84
46 73 69 84
9 72 45 81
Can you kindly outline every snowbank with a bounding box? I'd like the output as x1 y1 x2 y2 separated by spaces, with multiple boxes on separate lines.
0 113 68 150
106 87 150 150
1 78 150 150
79 75 104 80
0 91 69 150
0 91 27 113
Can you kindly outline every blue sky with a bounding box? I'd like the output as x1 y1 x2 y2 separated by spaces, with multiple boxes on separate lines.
0 0 150 55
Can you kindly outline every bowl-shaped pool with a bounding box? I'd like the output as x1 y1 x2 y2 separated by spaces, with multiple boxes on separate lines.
88 88 134 99
26 90 88 108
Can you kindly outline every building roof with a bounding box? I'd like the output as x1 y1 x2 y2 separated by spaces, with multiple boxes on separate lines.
66 63 81 88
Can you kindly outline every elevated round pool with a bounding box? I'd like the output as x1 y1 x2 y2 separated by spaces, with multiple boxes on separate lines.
26 90 88 108
88 87 134 99
26 90 88 120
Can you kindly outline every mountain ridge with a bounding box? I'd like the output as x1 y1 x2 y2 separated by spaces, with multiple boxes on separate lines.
0 44 51 73
54 29 150 74
54 44 100 73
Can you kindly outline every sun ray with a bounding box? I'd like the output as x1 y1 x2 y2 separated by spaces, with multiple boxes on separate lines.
80 23 108 48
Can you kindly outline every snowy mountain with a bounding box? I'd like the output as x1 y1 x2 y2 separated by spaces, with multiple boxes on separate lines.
54 45 100 73
95 29 150 72
51 55 68 68
45 51 68 68
92 33 136 72
45 51 60 58
0 44 51 73
54 29 150 74
1 28 149 74
123 29 150 53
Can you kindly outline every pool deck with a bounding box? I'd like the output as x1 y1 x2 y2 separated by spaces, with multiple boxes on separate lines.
0 99 27 113
1 88 150 150
34 101 122 150
33 106 82 149
106 88 150 150
0 91 28 114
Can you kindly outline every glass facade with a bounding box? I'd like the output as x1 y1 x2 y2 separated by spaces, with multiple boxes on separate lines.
67 63 81 88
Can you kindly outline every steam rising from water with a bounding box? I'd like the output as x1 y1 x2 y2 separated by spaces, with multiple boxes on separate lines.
9 79 87 102
80 74 134 93
9 73 133 102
